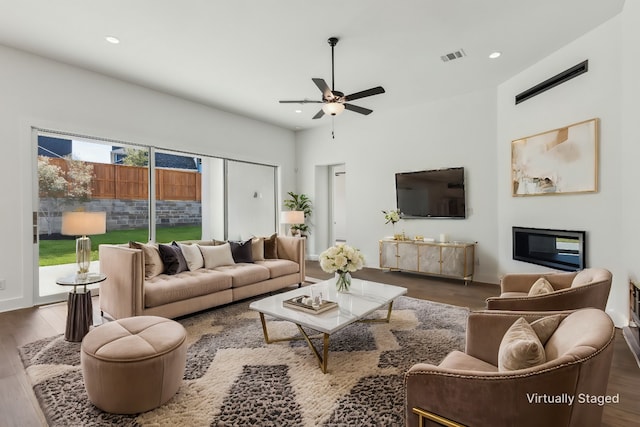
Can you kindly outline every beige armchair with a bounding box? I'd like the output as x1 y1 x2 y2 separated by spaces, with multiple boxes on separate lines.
405 308 615 427
486 268 611 311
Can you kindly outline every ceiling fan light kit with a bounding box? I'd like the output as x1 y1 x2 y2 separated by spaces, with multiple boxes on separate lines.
279 36 385 121
322 102 345 116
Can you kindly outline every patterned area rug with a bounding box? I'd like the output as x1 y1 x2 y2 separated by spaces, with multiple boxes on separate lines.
19 296 468 427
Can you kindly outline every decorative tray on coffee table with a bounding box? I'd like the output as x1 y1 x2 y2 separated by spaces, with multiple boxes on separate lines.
283 295 338 314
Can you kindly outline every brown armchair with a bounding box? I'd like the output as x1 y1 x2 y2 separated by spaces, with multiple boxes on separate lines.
486 268 611 311
405 308 615 427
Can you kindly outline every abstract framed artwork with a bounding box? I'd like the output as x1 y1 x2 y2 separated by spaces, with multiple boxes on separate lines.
511 118 598 196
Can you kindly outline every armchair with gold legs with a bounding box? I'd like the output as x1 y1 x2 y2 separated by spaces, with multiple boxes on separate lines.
405 308 615 427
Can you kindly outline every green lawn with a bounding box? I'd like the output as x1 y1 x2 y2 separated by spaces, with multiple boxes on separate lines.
39 225 202 266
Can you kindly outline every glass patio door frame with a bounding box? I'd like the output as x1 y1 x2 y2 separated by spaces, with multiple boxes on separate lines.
31 128 156 305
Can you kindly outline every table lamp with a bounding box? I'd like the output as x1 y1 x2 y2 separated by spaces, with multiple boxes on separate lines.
61 211 106 279
280 210 305 236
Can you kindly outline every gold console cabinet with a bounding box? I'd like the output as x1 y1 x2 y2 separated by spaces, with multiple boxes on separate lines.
379 239 475 284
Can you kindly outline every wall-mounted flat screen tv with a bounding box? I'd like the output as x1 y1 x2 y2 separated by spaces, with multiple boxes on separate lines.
395 167 466 219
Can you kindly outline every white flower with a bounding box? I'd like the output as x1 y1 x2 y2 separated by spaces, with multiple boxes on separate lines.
383 209 401 225
319 244 365 274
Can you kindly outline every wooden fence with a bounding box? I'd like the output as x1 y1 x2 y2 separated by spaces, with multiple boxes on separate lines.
46 158 201 201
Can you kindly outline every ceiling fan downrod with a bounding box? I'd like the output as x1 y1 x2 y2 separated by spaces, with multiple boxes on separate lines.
328 37 338 92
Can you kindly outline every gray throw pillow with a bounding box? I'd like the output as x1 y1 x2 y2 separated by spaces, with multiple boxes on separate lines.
229 238 254 263
157 243 188 275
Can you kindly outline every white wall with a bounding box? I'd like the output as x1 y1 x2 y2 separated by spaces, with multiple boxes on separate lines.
0 45 295 312
621 1 640 319
296 88 499 284
497 15 627 325
227 161 277 240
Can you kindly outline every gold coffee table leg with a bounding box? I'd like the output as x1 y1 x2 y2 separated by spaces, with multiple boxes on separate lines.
258 313 330 373
360 301 395 324
296 324 330 373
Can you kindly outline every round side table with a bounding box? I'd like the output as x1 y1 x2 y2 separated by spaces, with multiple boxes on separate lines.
56 273 106 342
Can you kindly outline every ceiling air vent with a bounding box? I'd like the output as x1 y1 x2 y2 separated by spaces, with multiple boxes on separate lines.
440 49 466 63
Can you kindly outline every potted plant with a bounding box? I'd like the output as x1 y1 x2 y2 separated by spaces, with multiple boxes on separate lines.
283 191 312 236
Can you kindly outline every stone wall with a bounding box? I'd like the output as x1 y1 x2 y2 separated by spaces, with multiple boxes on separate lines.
39 198 202 235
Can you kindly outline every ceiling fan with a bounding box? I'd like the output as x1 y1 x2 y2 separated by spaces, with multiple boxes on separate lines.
279 37 385 119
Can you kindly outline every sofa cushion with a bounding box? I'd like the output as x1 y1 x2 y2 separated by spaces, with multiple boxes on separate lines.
214 264 270 287
264 233 278 259
144 269 232 308
528 277 554 296
158 244 189 275
498 317 546 372
178 242 204 271
252 237 265 261
129 241 164 279
255 259 299 278
438 350 498 372
499 291 528 298
229 239 253 263
198 243 235 269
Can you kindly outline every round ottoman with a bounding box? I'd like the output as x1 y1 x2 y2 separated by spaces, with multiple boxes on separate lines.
81 316 187 414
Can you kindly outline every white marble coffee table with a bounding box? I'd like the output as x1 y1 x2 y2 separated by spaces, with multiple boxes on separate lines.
249 278 407 373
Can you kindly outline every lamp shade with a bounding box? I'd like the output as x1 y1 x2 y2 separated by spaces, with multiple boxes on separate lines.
322 102 345 116
61 211 107 236
280 210 305 225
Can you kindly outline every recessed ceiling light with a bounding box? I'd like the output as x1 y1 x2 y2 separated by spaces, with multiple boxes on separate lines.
295 109 302 114
489 51 502 59
105 36 120 44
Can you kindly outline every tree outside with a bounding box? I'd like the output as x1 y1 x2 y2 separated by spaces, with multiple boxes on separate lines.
38 156 94 236
123 147 149 166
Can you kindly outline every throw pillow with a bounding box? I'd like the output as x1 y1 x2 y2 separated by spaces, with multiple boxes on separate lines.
158 243 189 275
528 277 554 296
264 233 278 259
252 237 265 261
229 238 254 263
530 314 563 346
129 241 164 279
498 317 546 372
198 243 236 269
177 242 204 271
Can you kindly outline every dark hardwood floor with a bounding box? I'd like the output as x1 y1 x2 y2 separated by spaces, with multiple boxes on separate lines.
0 261 637 426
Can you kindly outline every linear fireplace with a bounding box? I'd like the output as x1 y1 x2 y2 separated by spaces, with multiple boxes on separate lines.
512 227 586 271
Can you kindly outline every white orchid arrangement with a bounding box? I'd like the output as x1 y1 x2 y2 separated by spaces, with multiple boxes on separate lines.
319 244 365 274
382 209 401 225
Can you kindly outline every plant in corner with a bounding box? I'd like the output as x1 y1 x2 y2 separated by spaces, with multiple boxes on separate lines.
283 191 313 236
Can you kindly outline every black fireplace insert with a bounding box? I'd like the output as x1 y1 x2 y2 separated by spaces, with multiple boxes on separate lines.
512 227 586 271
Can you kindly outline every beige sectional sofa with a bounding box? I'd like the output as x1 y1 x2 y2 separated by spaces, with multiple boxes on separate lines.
98 236 305 320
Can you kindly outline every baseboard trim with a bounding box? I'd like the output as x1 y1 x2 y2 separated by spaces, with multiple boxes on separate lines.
622 326 640 369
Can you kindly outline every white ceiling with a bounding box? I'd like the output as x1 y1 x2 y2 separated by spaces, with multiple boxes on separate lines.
0 0 625 130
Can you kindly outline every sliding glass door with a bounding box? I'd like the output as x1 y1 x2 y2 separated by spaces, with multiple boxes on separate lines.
33 129 279 305
36 133 151 302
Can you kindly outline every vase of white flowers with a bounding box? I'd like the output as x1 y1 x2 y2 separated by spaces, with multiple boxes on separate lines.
319 244 365 292
382 209 401 238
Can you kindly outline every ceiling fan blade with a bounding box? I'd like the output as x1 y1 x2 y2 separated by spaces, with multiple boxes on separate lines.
312 109 325 119
345 86 385 102
312 78 333 100
344 103 373 115
279 100 323 104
